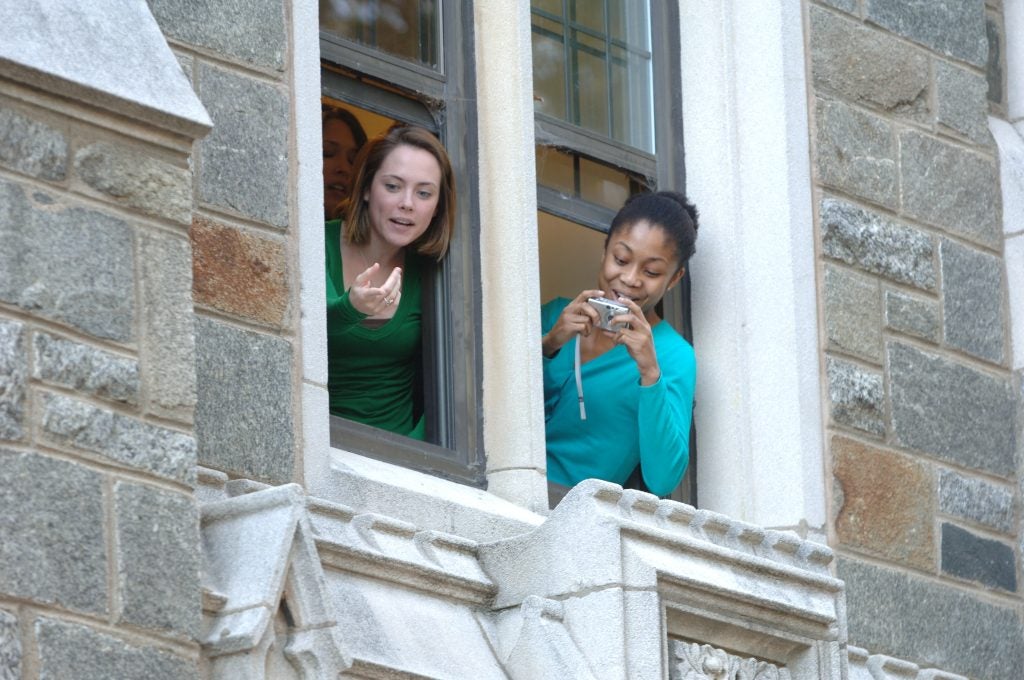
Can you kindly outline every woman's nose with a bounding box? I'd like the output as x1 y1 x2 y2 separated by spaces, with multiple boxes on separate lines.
621 268 640 286
399 190 414 210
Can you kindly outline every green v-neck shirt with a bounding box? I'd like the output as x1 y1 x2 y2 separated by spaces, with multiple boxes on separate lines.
325 219 424 439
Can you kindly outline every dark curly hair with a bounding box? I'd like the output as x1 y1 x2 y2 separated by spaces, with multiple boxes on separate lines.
606 191 699 271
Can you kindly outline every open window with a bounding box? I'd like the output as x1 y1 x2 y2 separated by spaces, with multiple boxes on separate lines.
319 1 485 486
532 0 695 504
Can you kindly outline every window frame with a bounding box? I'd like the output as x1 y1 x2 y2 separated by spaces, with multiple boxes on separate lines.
320 1 486 487
533 0 696 504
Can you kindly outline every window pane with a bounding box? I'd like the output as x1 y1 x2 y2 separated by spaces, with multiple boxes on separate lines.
572 0 604 33
536 145 575 195
532 18 567 121
538 211 607 304
320 0 440 69
533 0 562 18
579 157 630 210
574 32 609 137
531 0 653 151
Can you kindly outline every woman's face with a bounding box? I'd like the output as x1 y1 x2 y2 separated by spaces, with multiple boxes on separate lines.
323 117 360 219
364 144 442 250
598 220 684 315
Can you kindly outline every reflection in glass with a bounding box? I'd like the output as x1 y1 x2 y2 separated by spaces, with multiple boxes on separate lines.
530 0 654 152
320 0 439 69
579 158 630 210
537 145 645 210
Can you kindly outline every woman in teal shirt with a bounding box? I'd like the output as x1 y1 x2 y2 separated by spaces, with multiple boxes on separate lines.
541 192 698 497
326 125 456 439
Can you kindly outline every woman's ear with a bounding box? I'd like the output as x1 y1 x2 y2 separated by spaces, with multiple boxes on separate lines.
668 267 686 290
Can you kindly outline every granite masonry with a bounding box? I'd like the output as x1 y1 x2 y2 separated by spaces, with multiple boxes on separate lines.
811 1 1023 678
1 0 1021 678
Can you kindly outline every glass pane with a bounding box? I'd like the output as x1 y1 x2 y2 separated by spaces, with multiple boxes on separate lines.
531 0 653 151
532 21 567 121
320 0 440 69
574 36 609 137
538 211 607 304
573 0 604 33
579 157 630 210
609 0 649 49
533 0 562 18
536 146 575 195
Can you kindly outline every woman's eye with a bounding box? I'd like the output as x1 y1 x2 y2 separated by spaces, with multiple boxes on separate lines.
384 183 399 191
645 270 661 278
614 257 627 266
417 190 434 199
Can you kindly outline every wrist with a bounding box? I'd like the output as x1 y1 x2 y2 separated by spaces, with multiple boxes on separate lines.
639 366 661 386
542 333 562 358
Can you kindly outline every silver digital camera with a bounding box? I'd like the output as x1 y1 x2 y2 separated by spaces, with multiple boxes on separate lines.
587 296 630 331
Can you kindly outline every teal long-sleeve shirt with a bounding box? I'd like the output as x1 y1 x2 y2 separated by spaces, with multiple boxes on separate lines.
541 298 696 497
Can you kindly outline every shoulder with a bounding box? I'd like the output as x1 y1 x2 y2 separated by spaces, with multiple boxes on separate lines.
653 322 695 365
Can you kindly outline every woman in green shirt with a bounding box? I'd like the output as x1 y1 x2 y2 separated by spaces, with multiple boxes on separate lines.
325 126 456 439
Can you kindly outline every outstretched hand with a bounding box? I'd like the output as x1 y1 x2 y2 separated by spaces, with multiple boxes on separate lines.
349 262 403 316
602 297 661 386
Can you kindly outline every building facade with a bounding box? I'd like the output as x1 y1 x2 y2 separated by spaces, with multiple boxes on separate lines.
0 0 1021 678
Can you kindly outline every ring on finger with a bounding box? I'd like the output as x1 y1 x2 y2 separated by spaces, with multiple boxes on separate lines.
384 296 395 306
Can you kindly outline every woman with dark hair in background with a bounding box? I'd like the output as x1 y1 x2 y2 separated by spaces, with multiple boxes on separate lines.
325 125 456 439
322 104 368 220
541 191 699 497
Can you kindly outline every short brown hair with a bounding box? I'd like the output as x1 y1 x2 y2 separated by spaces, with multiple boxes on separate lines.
343 125 456 261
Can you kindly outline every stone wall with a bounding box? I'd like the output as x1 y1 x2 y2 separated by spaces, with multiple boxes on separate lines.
807 1 1023 678
148 0 299 486
0 2 210 677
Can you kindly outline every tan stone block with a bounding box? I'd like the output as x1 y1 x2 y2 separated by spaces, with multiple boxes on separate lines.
832 436 935 570
191 216 287 327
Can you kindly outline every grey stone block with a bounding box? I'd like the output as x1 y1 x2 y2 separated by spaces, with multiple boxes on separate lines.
987 15 1003 106
33 331 139 405
0 448 106 615
35 618 197 680
115 482 199 636
826 355 885 435
0 106 67 180
810 7 929 116
820 197 935 290
824 265 881 361
865 0 987 67
140 232 196 417
150 0 286 71
0 319 26 441
884 289 939 343
939 470 1013 533
900 132 1000 250
0 609 20 680
936 61 992 146
889 342 1015 476
941 239 1005 364
815 99 897 208
197 64 289 228
74 142 192 224
839 556 1024 680
40 392 196 484
941 523 1016 591
195 317 293 482
818 0 857 14
0 179 134 342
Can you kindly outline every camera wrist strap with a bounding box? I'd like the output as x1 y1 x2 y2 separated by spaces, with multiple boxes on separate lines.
574 336 587 420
